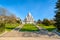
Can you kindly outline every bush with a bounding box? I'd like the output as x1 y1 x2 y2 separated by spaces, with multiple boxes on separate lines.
0 22 5 34
42 19 54 26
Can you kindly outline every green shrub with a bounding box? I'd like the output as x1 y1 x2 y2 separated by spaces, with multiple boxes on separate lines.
42 19 53 26
0 22 5 34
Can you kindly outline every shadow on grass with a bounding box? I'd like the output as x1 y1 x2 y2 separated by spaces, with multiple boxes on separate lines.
5 27 16 31
19 28 40 32
46 28 56 32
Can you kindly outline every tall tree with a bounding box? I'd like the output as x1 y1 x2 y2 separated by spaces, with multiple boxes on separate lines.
55 0 60 30
42 19 52 26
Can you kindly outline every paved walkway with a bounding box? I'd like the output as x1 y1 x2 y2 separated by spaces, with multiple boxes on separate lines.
0 37 60 40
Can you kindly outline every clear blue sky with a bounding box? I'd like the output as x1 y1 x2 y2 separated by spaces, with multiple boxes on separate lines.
0 0 57 21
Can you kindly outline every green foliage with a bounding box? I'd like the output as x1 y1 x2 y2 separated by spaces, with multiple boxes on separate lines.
37 19 42 24
21 24 39 31
42 19 52 26
55 0 60 30
16 19 22 24
0 21 5 34
56 0 60 8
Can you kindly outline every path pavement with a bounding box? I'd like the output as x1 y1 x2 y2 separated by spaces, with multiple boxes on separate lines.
0 37 60 40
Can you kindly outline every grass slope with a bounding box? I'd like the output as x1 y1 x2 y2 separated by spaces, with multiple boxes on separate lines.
21 24 39 31
5 23 19 31
38 24 56 31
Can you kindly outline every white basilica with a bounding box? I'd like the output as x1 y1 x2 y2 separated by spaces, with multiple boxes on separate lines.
22 12 34 24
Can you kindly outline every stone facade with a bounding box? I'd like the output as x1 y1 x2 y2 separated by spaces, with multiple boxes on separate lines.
22 12 34 24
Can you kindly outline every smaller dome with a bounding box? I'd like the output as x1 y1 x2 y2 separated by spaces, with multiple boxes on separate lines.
28 12 32 16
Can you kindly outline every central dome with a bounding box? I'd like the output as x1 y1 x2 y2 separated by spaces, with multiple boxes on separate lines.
24 12 34 24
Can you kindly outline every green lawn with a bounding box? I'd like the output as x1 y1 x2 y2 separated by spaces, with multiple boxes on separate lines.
20 24 39 31
38 24 56 31
5 23 19 31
